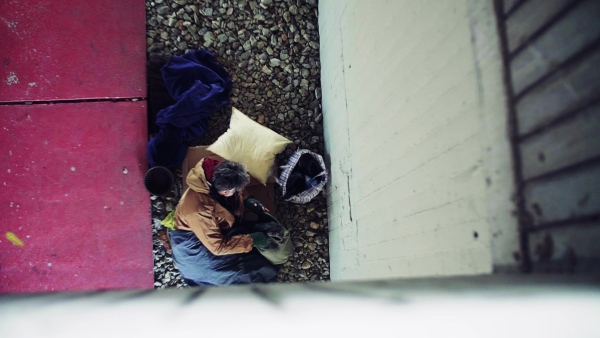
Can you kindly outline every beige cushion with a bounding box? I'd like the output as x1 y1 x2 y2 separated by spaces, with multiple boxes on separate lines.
207 107 291 185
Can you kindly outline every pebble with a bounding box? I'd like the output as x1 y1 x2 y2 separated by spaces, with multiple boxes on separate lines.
269 58 281 67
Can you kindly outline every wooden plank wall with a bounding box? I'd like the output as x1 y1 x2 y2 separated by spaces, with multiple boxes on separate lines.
499 0 600 273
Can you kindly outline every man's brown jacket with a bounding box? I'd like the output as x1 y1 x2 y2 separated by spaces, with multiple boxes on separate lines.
174 159 253 255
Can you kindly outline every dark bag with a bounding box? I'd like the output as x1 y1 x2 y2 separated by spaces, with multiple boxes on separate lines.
277 149 328 204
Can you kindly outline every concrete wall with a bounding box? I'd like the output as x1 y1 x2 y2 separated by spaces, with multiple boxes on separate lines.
319 0 520 280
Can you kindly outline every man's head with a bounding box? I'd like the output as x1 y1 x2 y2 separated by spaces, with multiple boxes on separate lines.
211 161 250 197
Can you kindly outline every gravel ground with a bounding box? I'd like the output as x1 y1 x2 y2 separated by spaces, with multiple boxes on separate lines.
146 0 329 288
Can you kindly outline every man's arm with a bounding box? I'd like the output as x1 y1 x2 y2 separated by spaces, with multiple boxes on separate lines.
186 209 254 256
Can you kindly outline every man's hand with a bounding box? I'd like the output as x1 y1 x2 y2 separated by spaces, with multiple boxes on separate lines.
252 202 269 213
245 197 269 213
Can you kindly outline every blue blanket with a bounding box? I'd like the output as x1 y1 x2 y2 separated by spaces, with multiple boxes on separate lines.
147 50 232 169
168 229 279 286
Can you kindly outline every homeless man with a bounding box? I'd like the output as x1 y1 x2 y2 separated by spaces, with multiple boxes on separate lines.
168 158 279 286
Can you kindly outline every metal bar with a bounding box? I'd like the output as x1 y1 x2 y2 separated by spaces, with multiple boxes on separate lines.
493 0 532 272
503 0 529 19
512 38 600 103
521 155 600 185
518 96 600 142
525 213 600 233
508 0 582 58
